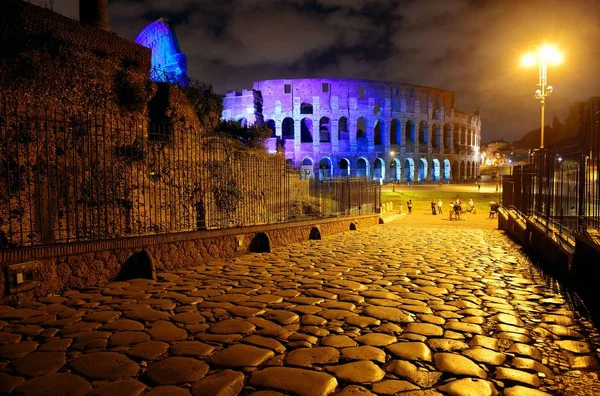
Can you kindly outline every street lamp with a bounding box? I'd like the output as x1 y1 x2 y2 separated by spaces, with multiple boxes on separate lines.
521 43 563 149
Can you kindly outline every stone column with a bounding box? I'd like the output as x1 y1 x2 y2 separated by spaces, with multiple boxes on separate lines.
367 119 375 152
79 0 109 31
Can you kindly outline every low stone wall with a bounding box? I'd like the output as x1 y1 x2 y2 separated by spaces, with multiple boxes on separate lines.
498 210 571 278
0 214 379 303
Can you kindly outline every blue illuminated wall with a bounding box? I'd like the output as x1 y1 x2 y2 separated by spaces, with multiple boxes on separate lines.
135 18 188 85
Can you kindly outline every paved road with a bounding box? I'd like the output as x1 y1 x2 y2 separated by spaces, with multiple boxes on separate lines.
1 221 599 395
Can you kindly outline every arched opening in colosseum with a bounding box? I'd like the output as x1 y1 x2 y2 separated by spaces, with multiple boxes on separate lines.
460 161 466 179
319 158 333 180
462 127 467 145
471 162 476 178
389 158 400 181
466 161 471 179
432 124 440 148
431 159 440 182
374 120 383 146
452 160 459 180
453 124 460 148
405 120 415 143
282 118 294 140
390 119 401 145
339 158 350 177
266 119 276 137
443 159 451 181
236 117 248 128
357 117 367 139
373 158 385 181
301 103 313 114
404 158 414 182
418 121 428 144
301 157 314 179
301 118 313 143
338 117 349 140
418 158 428 182
444 124 452 147
356 158 369 178
319 117 331 143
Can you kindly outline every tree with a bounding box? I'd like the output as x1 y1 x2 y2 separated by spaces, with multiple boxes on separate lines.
216 120 272 150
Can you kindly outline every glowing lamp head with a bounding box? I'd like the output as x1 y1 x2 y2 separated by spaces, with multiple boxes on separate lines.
390 151 395 156
521 52 536 67
539 44 563 65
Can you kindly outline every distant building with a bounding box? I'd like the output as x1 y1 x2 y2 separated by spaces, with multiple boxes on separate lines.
222 78 482 182
135 18 188 85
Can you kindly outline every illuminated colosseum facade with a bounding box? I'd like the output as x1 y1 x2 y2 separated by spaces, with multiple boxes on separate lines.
222 78 481 182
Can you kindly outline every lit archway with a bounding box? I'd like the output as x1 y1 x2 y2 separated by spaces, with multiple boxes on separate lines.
431 159 440 182
357 117 367 139
339 158 350 177
418 158 428 182
301 157 314 179
319 157 333 180
460 160 466 180
373 158 385 181
443 159 451 181
356 157 369 178
389 158 401 181
404 158 415 182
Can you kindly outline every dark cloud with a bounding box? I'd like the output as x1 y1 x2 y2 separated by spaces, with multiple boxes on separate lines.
25 0 600 142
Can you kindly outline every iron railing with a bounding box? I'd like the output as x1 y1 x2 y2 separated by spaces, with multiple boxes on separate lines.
149 67 212 94
0 100 381 249
502 100 600 240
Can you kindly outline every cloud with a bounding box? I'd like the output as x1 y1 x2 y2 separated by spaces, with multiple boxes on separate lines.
21 0 600 142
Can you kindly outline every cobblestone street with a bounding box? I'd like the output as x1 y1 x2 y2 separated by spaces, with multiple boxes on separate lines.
1 221 600 395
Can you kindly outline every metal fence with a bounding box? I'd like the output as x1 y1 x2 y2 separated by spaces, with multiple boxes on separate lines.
149 67 212 94
502 101 600 240
0 100 381 249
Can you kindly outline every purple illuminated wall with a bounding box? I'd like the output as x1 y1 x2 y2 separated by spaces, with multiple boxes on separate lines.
135 18 187 84
222 78 482 182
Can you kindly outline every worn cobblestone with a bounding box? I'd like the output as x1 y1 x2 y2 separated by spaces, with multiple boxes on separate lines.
0 222 599 394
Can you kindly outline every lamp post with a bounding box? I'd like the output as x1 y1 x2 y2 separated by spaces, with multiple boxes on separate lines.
521 43 563 149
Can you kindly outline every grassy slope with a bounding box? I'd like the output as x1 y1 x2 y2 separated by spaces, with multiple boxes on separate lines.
382 190 500 214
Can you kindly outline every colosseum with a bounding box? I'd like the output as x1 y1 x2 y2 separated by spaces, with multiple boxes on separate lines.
222 78 481 182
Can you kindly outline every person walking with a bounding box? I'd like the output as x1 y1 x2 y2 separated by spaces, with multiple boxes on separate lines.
431 199 437 215
448 201 454 220
477 182 481 192
407 199 412 214
437 199 442 214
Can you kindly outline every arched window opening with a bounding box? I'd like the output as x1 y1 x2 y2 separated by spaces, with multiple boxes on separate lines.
374 120 383 145
266 119 276 137
418 121 428 144
282 118 294 140
301 118 313 143
390 119 400 145
300 103 313 114
356 117 367 139
319 117 331 143
338 117 349 140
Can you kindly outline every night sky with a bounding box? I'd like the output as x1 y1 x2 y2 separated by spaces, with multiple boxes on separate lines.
28 0 600 142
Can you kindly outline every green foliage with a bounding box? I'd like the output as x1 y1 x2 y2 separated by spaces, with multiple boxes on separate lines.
216 120 273 150
187 87 223 131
